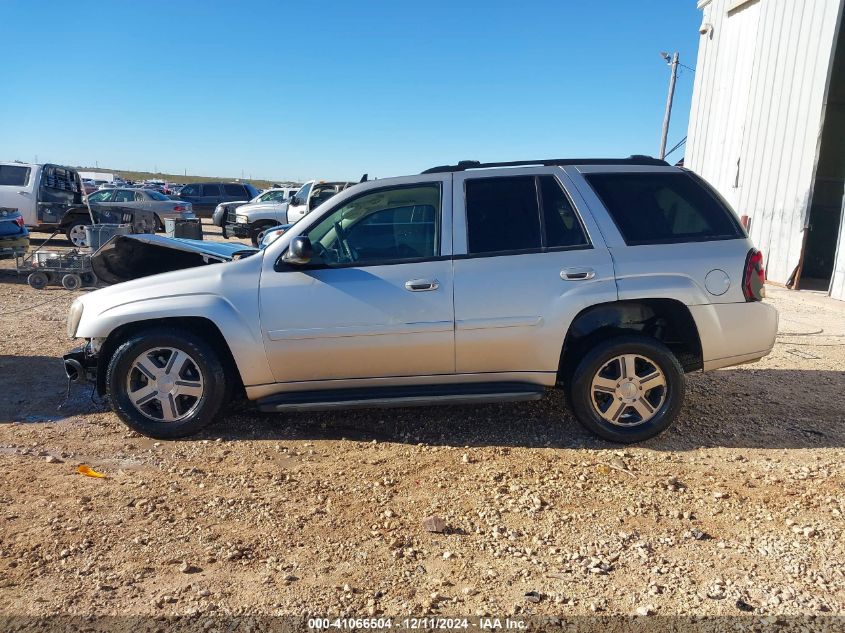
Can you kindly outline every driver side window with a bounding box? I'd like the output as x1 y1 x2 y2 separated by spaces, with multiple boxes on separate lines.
305 184 441 267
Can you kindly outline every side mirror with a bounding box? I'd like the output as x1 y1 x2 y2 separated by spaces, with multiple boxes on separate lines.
290 196 301 206
283 235 313 265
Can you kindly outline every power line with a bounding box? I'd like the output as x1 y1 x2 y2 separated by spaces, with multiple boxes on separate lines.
664 136 687 159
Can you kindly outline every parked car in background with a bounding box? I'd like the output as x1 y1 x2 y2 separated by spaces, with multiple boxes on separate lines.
257 223 292 248
211 186 298 235
0 162 92 246
177 182 260 217
0 208 29 258
220 186 301 245
87 188 195 231
64 156 777 442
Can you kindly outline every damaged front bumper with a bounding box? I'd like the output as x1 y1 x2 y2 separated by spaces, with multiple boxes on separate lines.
63 343 99 385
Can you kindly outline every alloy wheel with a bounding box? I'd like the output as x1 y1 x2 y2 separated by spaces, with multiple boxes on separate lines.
68 224 88 247
126 347 204 422
590 353 667 427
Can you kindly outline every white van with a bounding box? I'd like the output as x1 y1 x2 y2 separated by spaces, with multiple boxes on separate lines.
0 162 90 244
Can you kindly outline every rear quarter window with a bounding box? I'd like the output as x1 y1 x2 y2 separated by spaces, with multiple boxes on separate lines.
586 172 743 245
223 184 247 197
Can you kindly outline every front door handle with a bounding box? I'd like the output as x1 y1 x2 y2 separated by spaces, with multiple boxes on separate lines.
405 278 440 292
560 267 596 281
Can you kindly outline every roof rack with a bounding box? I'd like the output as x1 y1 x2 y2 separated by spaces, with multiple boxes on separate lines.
421 155 668 174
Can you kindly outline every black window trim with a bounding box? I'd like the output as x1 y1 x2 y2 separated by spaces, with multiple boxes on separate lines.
462 173 593 258
274 181 445 272
585 170 745 247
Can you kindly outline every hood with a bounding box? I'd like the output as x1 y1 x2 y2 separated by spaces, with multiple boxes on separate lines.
91 234 259 285
238 201 289 214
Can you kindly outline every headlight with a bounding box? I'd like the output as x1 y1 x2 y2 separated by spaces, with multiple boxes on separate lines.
67 300 84 338
236 214 249 224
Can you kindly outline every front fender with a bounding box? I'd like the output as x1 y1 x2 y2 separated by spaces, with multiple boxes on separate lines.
77 292 275 387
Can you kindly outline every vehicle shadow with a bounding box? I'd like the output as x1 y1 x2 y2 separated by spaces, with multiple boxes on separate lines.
0 355 107 424
201 367 845 451
23 357 845 450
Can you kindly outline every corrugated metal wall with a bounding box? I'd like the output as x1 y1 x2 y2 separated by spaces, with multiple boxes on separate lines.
686 0 843 286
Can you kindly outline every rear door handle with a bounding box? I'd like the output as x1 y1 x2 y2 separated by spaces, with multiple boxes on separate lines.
405 279 440 292
560 267 596 281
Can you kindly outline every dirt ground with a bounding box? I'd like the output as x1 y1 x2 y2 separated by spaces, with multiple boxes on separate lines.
0 221 843 621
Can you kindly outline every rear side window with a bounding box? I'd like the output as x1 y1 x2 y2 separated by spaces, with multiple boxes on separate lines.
539 176 589 247
201 184 221 197
465 175 589 254
0 165 31 186
586 172 743 245
466 176 540 253
223 184 246 197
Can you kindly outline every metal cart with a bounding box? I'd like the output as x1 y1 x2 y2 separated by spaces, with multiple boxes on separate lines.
15 241 97 290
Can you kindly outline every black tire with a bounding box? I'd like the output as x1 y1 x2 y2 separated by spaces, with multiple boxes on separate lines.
64 217 89 247
106 327 229 439
61 273 82 290
27 271 48 290
250 221 278 247
568 335 684 443
154 214 164 232
80 271 98 287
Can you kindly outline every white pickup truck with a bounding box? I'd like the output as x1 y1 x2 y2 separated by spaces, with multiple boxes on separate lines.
226 180 354 246
0 162 91 244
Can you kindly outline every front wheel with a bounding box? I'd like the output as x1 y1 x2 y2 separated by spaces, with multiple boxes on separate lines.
568 335 685 443
106 328 229 439
251 222 278 247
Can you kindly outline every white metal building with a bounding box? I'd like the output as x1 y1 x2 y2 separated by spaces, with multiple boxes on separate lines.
77 171 115 183
685 0 845 299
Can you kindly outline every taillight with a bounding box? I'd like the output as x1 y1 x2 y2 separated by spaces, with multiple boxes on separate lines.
173 205 187 212
742 248 765 301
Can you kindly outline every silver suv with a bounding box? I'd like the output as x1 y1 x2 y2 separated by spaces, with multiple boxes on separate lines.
64 157 777 443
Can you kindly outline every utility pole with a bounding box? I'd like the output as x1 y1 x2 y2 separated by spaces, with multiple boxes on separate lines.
658 51 679 161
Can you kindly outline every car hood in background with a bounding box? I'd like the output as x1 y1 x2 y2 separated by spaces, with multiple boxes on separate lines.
91 234 259 285
237 201 289 214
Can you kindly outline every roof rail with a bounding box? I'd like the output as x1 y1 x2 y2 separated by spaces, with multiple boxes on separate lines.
421 155 668 174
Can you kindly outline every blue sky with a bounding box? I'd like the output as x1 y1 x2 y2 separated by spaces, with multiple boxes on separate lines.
1 1 701 182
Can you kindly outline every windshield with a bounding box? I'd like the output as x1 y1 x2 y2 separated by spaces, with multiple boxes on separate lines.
258 190 288 203
146 190 169 201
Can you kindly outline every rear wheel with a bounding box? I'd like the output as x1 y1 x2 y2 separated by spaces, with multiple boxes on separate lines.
64 218 88 247
568 335 684 443
61 273 82 290
80 271 98 287
106 328 229 439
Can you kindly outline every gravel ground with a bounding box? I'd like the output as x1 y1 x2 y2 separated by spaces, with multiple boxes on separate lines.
0 222 843 621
